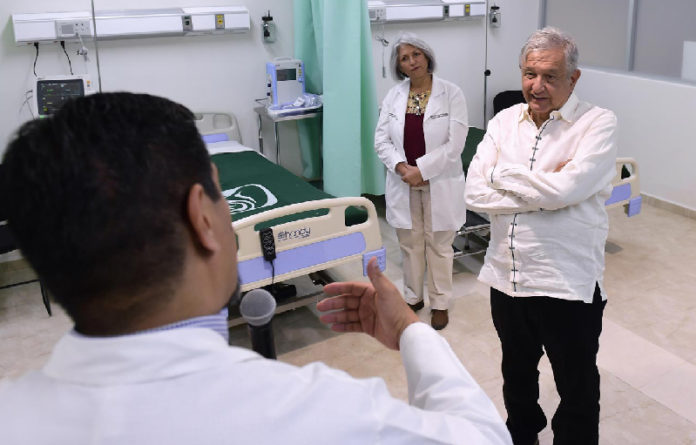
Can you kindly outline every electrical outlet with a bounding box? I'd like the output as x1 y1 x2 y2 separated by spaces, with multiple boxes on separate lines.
215 14 225 30
182 15 192 32
55 20 91 38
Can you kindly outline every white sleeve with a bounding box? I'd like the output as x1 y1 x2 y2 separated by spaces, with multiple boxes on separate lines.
369 322 512 444
464 116 541 215
322 323 512 445
272 321 511 444
489 110 618 210
374 90 406 173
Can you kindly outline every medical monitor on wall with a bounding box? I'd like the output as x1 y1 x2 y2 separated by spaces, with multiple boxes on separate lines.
34 75 93 117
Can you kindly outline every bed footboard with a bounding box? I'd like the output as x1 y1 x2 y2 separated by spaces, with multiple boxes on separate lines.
233 197 385 292
605 157 641 217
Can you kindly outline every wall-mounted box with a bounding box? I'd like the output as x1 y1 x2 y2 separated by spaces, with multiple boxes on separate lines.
368 0 485 24
94 9 186 39
12 6 250 44
182 6 250 35
442 0 486 19
12 12 94 43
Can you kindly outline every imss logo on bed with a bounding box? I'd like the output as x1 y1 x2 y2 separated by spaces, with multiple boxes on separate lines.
223 184 278 214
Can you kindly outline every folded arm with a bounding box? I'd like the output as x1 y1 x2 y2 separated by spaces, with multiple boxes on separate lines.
464 117 542 215
489 111 618 210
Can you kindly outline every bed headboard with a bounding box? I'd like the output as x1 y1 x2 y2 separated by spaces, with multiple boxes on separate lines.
194 112 242 144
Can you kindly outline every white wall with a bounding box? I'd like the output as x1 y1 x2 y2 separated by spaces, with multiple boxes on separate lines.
484 0 541 123
0 0 305 174
576 68 696 211
633 0 696 79
545 0 629 71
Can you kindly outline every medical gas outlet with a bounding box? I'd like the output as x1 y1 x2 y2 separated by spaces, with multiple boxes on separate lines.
261 10 276 43
55 20 92 38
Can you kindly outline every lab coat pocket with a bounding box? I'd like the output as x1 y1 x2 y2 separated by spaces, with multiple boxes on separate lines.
424 112 450 147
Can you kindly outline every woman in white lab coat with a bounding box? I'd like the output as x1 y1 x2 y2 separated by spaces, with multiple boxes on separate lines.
374 33 468 330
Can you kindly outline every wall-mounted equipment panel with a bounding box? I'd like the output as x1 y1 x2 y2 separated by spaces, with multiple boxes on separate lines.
12 6 250 45
368 0 485 24
12 12 94 43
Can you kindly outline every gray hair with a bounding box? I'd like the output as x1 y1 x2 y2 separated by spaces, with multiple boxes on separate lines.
519 27 579 77
390 33 436 81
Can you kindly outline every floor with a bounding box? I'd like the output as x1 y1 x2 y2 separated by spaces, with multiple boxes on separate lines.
1 201 695 444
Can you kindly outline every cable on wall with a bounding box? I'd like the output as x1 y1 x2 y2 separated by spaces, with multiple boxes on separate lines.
59 41 74 75
32 42 39 77
375 22 389 78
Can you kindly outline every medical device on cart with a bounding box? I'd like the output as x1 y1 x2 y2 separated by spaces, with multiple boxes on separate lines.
265 58 321 117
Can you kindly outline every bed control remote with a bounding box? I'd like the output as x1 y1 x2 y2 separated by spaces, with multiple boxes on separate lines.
259 228 276 261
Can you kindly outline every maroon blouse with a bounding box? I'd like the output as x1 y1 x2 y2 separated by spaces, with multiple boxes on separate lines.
403 113 426 166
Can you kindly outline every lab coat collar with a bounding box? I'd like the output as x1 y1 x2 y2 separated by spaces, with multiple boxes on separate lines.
520 92 580 124
42 328 260 386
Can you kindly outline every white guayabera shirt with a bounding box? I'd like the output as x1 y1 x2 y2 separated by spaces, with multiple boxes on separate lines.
465 94 618 303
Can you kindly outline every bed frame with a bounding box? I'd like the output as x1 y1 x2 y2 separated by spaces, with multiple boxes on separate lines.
195 112 242 143
194 112 386 324
234 197 384 292
606 157 642 216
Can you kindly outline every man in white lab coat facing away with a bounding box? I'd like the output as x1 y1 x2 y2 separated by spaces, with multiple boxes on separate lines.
0 92 510 444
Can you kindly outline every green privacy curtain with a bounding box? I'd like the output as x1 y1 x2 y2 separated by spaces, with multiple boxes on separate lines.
294 0 385 197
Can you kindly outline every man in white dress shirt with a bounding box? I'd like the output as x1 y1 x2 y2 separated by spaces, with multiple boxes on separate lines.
0 92 511 444
465 28 617 445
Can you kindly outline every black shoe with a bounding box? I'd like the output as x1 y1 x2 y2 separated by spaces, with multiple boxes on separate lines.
431 309 449 330
407 300 424 312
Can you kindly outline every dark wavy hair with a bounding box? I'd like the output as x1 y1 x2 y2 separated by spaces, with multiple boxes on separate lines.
2 92 219 331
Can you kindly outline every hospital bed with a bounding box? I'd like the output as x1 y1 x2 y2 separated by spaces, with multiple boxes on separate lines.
454 127 642 259
194 113 386 325
605 158 642 216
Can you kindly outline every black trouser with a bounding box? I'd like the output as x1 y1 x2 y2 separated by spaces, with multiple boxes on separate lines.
490 285 606 445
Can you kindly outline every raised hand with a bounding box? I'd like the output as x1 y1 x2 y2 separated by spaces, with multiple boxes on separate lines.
317 258 419 350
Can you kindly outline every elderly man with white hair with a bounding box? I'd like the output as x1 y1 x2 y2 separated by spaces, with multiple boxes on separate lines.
465 27 617 445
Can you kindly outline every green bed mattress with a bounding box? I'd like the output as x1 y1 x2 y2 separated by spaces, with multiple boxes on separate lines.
211 150 367 228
